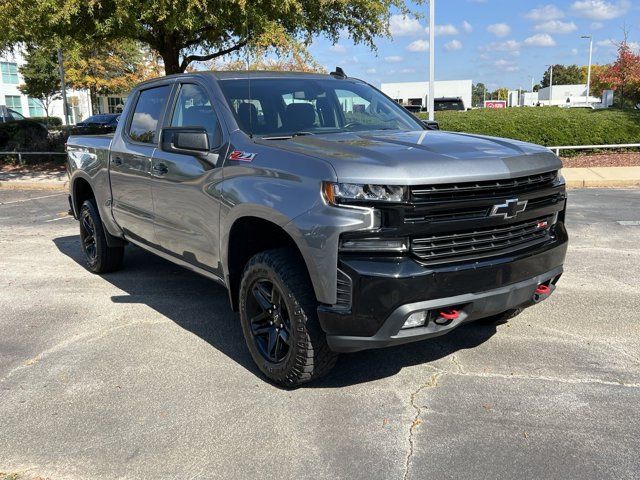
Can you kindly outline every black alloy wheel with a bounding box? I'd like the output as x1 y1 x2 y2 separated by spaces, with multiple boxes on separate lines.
247 279 292 363
80 207 98 265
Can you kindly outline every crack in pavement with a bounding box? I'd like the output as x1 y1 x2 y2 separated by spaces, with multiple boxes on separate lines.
403 372 442 480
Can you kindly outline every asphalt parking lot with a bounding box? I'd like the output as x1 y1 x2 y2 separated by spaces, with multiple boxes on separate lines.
1 188 639 480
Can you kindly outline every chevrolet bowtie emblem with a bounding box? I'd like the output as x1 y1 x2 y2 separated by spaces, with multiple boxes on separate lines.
490 198 528 219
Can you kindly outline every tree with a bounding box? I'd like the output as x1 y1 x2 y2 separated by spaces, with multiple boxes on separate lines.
472 83 487 107
206 32 325 73
63 40 161 113
595 40 640 109
540 64 586 88
0 0 419 75
18 45 61 125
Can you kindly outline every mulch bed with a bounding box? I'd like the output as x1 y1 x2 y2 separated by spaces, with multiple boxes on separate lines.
1 161 66 174
561 152 640 168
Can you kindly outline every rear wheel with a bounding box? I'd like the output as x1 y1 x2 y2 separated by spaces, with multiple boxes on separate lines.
239 249 338 387
79 199 124 273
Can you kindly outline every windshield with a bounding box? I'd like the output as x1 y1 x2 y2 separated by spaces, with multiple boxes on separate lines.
218 77 424 138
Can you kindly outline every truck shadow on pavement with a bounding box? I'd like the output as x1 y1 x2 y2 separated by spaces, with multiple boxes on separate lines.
54 235 498 388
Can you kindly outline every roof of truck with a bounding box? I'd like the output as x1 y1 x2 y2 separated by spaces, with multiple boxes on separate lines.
134 70 361 88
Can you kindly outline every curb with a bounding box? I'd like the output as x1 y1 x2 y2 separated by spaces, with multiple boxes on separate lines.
0 180 68 191
566 179 640 188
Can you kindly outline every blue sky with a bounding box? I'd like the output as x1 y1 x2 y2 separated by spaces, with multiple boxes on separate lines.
306 0 640 90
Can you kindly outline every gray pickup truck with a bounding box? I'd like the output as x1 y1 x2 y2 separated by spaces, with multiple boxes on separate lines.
66 70 568 386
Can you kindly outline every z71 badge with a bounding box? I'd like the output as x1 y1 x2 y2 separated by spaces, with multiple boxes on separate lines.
229 150 257 162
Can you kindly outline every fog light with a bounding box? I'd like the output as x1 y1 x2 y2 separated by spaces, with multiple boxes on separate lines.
402 311 428 329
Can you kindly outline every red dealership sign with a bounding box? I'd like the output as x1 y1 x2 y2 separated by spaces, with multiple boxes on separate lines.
484 100 507 109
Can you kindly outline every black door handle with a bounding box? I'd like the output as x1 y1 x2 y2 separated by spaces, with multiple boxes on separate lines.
152 163 169 175
112 156 123 166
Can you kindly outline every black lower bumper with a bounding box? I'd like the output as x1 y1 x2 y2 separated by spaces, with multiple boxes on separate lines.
318 227 568 353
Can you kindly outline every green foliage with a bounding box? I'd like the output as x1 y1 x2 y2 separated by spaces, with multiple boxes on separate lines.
0 0 420 75
29 116 62 126
472 83 486 108
17 45 61 118
418 108 640 147
0 121 49 152
541 64 586 88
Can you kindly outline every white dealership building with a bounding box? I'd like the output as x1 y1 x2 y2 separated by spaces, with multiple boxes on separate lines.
1 49 128 124
380 80 473 111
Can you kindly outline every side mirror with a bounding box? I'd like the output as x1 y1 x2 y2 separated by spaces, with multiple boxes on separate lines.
161 127 209 155
422 120 440 131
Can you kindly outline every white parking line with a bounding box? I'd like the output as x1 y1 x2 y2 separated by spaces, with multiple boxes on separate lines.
0 193 65 206
44 215 73 223
617 221 640 226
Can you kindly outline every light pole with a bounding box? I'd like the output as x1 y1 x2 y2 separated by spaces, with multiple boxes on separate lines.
546 64 554 106
428 0 435 121
581 35 593 105
57 48 69 125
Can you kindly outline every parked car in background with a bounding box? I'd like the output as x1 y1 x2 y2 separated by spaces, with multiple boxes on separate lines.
0 105 49 151
434 97 466 111
72 114 120 135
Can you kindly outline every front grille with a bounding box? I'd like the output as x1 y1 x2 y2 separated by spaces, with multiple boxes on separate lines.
411 171 558 202
411 216 553 264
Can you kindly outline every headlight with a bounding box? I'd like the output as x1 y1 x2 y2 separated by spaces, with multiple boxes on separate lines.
339 237 409 252
323 182 407 204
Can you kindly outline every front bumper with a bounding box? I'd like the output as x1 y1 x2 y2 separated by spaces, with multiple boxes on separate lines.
318 227 568 353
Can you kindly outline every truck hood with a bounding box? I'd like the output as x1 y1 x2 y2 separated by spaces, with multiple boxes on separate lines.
257 130 561 185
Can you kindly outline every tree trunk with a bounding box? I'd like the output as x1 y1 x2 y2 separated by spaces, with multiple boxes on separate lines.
159 47 183 75
89 87 99 115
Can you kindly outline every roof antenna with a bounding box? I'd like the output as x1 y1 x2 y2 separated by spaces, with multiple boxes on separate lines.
330 66 347 79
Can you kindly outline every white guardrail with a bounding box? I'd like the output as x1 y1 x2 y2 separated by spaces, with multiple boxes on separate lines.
547 143 640 156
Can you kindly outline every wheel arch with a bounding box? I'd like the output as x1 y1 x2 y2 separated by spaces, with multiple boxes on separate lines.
225 215 317 312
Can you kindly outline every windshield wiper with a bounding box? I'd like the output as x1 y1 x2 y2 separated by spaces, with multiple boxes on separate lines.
261 131 315 140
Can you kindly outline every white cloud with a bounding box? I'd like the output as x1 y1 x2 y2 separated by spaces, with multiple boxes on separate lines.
571 48 579 55
462 21 473 33
571 0 630 20
329 44 347 53
401 68 416 74
487 23 511 37
494 59 519 72
534 20 577 34
524 4 565 21
444 39 463 51
365 68 377 74
384 55 404 62
481 40 521 55
389 14 424 36
426 24 460 36
591 22 604 29
524 33 557 47
406 40 430 52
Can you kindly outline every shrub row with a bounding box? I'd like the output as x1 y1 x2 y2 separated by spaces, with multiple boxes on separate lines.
419 107 640 147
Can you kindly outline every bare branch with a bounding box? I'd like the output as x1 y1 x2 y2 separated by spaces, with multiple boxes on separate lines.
179 40 248 72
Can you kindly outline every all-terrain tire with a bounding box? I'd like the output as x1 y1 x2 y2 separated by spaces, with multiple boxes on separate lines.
239 248 338 387
79 199 124 273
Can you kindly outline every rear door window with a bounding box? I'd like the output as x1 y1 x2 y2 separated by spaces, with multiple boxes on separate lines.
128 85 171 144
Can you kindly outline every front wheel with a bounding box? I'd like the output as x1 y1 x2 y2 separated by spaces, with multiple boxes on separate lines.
239 249 338 387
79 199 124 273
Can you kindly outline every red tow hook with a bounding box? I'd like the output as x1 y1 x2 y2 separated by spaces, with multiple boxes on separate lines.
535 284 551 295
533 284 552 303
435 309 460 325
